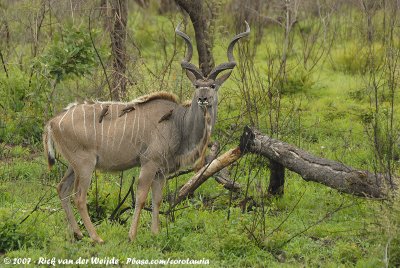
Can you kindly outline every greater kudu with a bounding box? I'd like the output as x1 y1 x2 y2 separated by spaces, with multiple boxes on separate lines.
43 22 250 243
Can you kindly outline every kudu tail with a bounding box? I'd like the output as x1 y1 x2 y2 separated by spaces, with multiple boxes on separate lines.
43 124 56 169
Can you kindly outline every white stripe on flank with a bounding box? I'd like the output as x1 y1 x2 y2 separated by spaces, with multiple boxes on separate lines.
141 110 146 142
112 104 119 150
71 105 77 139
100 104 104 147
58 108 70 131
82 105 88 142
130 105 137 143
106 104 113 149
118 104 128 151
93 105 97 146
134 107 140 146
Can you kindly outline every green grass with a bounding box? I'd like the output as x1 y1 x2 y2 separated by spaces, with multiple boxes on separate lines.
1 152 397 267
1 3 400 267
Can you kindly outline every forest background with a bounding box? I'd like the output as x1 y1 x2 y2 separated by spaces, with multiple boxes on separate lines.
0 0 399 267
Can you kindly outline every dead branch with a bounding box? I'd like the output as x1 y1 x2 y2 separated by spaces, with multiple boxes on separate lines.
166 168 194 181
214 168 241 192
89 9 113 100
171 126 397 207
240 126 397 198
0 49 8 78
173 147 242 206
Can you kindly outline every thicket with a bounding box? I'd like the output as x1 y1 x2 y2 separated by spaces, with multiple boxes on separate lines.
0 0 399 266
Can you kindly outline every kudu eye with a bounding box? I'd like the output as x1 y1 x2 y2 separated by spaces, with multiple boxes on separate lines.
210 84 216 89
195 85 199 89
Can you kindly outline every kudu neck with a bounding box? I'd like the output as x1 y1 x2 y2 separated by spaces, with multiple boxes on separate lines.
175 95 217 156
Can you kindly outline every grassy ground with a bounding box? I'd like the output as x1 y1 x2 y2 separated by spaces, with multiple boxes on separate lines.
1 5 400 267
1 63 399 267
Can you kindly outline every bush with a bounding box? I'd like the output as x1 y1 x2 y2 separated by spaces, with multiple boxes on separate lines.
0 160 44 181
278 68 314 95
332 241 363 264
331 41 384 75
32 24 98 82
0 71 46 144
390 237 400 267
0 217 42 252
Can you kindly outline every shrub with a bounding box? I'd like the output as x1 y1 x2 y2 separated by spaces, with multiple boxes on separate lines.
332 241 362 264
0 71 46 144
278 68 314 95
0 217 42 252
32 24 98 82
331 41 384 75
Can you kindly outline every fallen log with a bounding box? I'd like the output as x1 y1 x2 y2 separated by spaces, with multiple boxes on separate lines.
206 141 241 192
240 126 397 198
172 126 397 207
173 147 242 206
166 141 241 191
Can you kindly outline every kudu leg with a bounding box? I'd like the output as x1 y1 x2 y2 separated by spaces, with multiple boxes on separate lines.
72 158 104 244
57 166 83 239
129 162 157 241
151 174 165 235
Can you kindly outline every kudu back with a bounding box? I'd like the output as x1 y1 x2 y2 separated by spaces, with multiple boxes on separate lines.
43 22 250 243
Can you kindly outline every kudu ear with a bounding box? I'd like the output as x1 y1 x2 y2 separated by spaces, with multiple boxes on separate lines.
215 70 232 87
185 70 198 84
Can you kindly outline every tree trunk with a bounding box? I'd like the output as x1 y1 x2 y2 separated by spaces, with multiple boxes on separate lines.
158 0 177 14
268 160 285 196
109 0 128 101
174 0 214 76
240 126 396 198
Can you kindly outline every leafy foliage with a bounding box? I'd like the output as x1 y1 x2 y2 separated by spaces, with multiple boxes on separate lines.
0 71 46 144
1 1 399 267
32 25 98 82
0 216 42 253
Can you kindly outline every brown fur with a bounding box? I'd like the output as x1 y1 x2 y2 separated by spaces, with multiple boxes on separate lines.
43 18 247 244
178 110 212 171
182 100 192 107
194 112 212 171
131 91 178 105
62 91 178 117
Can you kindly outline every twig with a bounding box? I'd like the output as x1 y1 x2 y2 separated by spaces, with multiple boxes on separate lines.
166 168 194 180
20 189 55 224
89 8 113 101
214 173 241 192
279 202 354 248
267 189 306 238
55 155 68 168
109 176 135 222
0 49 8 78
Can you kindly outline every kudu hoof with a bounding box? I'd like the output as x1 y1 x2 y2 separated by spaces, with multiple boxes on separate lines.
73 232 84 240
92 236 105 244
128 234 136 242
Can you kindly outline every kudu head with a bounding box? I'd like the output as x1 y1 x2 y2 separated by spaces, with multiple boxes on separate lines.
175 22 250 109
